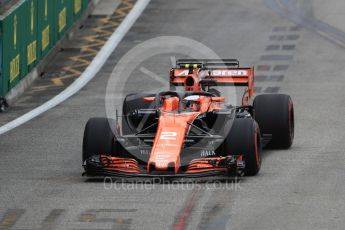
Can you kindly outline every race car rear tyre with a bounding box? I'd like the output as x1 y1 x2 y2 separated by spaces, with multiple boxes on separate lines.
223 118 262 176
83 117 115 162
253 94 294 149
122 93 156 135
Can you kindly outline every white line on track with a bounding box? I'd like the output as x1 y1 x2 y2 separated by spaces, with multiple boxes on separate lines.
0 0 151 135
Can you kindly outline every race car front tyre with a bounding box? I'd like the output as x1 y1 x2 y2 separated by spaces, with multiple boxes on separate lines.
222 118 262 176
82 117 115 163
253 94 294 149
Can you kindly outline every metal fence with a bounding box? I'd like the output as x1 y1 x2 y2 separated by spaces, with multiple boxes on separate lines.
0 0 89 97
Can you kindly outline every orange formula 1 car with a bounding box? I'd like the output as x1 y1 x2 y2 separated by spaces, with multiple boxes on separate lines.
82 59 294 178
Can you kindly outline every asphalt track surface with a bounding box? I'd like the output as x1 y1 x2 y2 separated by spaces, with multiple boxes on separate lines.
1 0 345 229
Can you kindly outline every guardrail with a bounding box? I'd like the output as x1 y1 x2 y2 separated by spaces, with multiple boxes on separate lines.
0 0 89 97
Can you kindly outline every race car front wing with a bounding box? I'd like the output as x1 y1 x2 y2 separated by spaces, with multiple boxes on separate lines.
83 154 245 178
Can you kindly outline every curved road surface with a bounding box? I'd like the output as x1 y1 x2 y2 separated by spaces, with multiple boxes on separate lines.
1 0 345 229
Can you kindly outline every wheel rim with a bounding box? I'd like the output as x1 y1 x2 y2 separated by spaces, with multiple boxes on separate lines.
288 99 294 143
254 126 261 168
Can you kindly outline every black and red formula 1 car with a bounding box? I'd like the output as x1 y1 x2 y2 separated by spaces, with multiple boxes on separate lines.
82 59 294 178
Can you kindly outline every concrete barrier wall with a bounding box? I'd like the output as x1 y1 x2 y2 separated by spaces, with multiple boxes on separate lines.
0 0 89 97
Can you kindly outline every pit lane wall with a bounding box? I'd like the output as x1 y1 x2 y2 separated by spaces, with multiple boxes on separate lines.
0 0 89 97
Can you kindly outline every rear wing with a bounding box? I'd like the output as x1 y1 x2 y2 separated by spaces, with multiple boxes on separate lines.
176 59 240 68
170 59 254 97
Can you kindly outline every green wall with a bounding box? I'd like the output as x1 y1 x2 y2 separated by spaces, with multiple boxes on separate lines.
0 0 90 97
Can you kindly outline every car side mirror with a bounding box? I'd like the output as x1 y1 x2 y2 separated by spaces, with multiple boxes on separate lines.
143 97 155 102
211 97 225 102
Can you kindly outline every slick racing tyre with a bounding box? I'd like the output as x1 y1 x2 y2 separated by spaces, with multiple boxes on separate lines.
82 117 115 162
122 93 156 135
222 118 262 176
253 94 294 149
